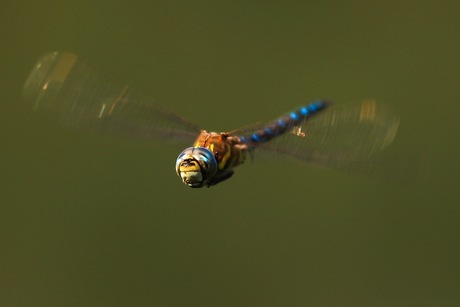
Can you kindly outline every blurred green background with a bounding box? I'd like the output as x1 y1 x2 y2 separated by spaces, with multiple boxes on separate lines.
1 1 459 306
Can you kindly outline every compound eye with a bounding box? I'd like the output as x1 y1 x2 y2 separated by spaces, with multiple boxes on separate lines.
197 151 216 171
199 154 210 169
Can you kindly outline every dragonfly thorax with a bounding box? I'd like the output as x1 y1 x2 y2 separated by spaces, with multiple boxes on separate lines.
176 147 218 188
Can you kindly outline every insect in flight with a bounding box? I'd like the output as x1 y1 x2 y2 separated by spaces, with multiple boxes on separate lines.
23 52 400 188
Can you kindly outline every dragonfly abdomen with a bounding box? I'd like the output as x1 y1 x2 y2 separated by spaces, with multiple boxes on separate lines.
242 100 329 144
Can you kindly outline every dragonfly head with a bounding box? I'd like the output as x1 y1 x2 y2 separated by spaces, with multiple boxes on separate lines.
176 147 217 188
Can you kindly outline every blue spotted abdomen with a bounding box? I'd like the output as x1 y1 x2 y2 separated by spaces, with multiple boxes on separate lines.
242 100 329 144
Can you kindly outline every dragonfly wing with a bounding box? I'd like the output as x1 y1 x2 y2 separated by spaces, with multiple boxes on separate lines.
257 100 400 168
23 52 200 143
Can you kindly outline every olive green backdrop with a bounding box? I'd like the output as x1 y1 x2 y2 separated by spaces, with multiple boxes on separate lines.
1 1 459 306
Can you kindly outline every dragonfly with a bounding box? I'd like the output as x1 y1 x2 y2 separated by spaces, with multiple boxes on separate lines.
23 52 400 188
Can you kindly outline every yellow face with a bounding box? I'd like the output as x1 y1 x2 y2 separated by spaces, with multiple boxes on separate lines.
178 158 203 187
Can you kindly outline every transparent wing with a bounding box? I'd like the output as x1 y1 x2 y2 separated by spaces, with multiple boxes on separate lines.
23 52 200 143
254 100 400 168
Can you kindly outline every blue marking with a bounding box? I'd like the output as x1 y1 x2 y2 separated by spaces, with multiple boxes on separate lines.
245 101 327 144
290 112 299 120
300 106 309 116
308 102 322 112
